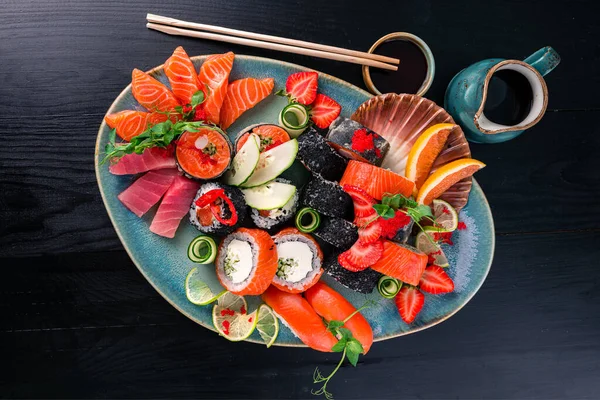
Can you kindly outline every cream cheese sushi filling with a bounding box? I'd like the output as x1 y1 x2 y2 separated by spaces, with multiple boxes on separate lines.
276 242 314 282
224 239 254 283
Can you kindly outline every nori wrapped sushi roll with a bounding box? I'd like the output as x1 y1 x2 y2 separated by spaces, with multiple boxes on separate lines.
189 182 247 235
313 217 358 251
297 127 347 181
326 117 390 166
249 179 300 232
301 175 352 219
324 251 382 294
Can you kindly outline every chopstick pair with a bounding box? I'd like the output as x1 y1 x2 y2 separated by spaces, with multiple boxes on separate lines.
146 14 399 71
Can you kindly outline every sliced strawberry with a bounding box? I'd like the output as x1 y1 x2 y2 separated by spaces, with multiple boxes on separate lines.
343 185 376 217
395 286 425 324
310 94 341 129
338 252 365 272
358 220 382 244
419 265 454 294
354 213 378 228
340 239 383 272
285 72 318 105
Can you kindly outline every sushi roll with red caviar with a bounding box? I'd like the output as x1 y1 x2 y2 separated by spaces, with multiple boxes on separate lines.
326 117 389 166
271 227 323 293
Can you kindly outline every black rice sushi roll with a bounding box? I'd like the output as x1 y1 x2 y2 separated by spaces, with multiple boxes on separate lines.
312 217 358 251
246 178 300 232
297 127 347 181
189 182 247 235
326 117 390 166
301 175 352 219
324 251 382 294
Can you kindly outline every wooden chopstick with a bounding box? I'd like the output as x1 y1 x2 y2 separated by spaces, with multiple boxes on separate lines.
146 15 398 71
147 14 399 65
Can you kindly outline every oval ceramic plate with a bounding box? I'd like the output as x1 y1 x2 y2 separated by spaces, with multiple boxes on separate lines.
95 55 495 347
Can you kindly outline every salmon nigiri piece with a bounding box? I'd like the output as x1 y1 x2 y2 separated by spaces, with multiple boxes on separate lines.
219 77 274 130
262 286 338 352
305 281 373 353
371 241 428 286
164 46 201 105
198 52 235 125
340 160 416 200
105 110 168 141
150 175 201 238
131 68 180 113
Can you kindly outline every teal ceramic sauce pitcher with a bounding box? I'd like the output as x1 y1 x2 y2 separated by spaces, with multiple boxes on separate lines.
444 47 560 143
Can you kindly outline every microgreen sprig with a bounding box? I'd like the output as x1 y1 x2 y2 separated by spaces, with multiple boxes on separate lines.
100 120 225 165
373 193 436 243
312 301 376 400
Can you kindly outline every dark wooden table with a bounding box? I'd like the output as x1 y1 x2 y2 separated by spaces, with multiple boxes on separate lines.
2 0 600 398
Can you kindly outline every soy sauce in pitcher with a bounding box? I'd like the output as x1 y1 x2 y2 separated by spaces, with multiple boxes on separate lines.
483 70 533 126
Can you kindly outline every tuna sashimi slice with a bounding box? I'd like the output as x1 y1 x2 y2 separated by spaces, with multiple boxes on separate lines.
109 146 176 175
117 169 179 217
150 175 201 238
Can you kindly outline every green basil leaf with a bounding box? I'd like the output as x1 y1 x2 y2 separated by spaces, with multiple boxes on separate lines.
381 196 391 206
191 90 205 108
347 339 364 355
389 194 402 210
338 328 352 340
346 349 359 367
384 207 396 219
327 320 344 333
373 204 390 217
331 340 346 353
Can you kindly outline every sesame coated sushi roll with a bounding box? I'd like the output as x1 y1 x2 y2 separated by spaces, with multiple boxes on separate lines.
244 178 299 232
323 251 382 294
326 117 389 166
216 228 279 296
189 182 247 235
312 217 358 251
301 175 352 219
297 127 347 181
272 227 324 293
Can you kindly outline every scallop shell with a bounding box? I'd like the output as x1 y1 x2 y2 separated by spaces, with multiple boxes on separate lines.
351 93 473 211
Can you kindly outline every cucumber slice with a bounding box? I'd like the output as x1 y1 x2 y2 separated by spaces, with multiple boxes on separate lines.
278 103 310 138
223 133 260 186
295 207 321 233
187 235 217 264
240 139 298 188
242 181 297 210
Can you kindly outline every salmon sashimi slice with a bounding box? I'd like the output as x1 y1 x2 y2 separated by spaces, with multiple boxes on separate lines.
236 124 290 152
149 175 201 238
164 46 202 105
219 77 275 130
216 228 279 296
339 160 416 200
109 146 176 175
105 110 169 141
117 168 179 217
371 241 428 286
175 128 232 179
304 282 373 353
131 68 180 113
261 286 338 352
198 52 235 125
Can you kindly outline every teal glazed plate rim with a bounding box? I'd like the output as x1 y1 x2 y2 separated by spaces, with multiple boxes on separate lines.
95 54 495 347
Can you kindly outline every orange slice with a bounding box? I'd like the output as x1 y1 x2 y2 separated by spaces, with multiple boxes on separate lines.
416 159 486 205
405 123 456 190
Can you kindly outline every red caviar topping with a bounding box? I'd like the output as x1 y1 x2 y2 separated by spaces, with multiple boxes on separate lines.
240 305 246 315
433 232 454 246
457 221 467 230
221 320 230 335
220 308 235 317
248 317 253 323
351 128 376 153
379 210 411 239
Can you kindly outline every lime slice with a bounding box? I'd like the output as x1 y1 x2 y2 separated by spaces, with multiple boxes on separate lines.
185 268 226 305
432 199 458 232
256 304 279 348
416 230 450 268
212 292 257 341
